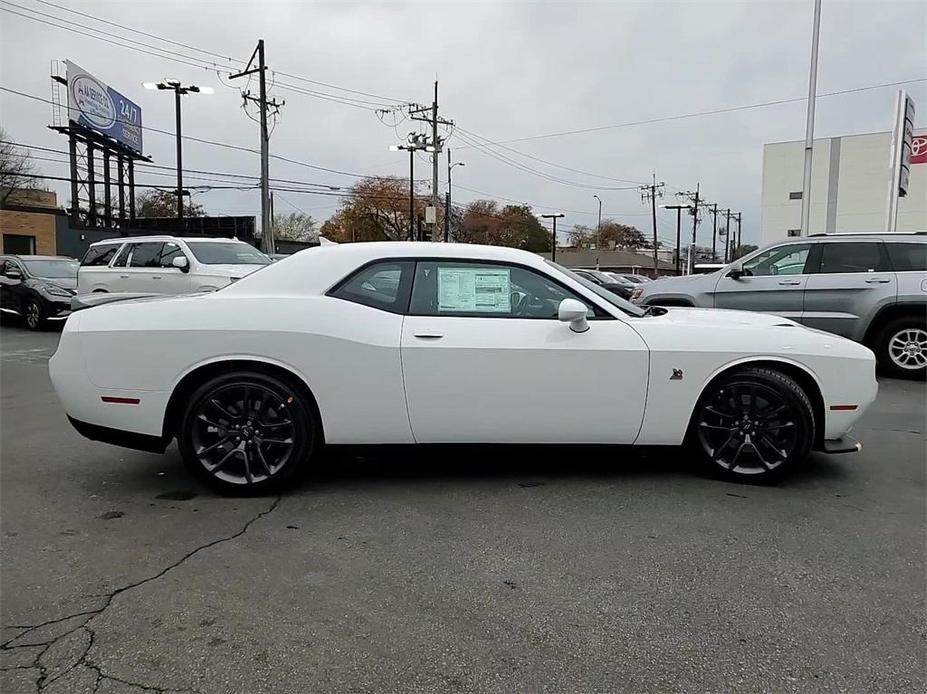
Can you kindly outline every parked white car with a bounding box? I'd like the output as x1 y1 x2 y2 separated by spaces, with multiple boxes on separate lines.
50 242 878 494
77 236 270 295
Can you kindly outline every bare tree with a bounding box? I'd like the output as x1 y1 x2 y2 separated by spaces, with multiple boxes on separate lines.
0 128 38 205
273 211 318 242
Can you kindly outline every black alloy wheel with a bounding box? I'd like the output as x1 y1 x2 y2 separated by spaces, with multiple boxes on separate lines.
692 367 814 482
24 299 44 331
179 371 318 494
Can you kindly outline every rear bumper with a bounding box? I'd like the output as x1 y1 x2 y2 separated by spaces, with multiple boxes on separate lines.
67 416 170 454
819 435 862 455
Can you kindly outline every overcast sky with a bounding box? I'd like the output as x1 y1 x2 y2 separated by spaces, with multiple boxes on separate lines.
1 0 925 246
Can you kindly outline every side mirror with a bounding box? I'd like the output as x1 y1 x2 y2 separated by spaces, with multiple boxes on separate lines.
4 268 22 280
172 256 190 273
727 261 745 280
558 298 589 333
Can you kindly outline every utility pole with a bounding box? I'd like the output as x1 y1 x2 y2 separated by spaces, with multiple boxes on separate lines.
709 203 719 261
661 204 690 276
409 83 453 241
675 184 701 274
799 0 823 236
733 213 743 255
723 208 732 262
230 40 284 254
541 213 565 262
391 133 428 241
640 175 665 278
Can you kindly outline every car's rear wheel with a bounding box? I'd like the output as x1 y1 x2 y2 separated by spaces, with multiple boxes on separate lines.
877 317 927 380
178 371 318 495
24 299 45 331
691 367 814 482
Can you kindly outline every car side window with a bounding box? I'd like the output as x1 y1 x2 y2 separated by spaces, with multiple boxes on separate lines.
816 242 888 274
158 242 185 268
886 243 927 272
741 244 811 277
128 243 165 268
82 244 121 267
409 261 597 319
111 244 132 267
328 261 413 314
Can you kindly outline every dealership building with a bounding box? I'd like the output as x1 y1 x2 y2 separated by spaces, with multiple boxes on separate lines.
760 130 926 244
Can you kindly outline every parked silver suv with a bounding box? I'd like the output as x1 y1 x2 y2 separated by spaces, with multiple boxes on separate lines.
632 233 927 378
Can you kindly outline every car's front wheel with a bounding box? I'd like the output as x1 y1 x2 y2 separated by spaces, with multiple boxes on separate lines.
178 370 319 494
877 317 927 380
24 299 45 331
691 367 815 482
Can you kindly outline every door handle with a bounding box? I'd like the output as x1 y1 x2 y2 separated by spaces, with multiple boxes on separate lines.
119 274 129 279
778 279 801 286
413 333 444 340
865 278 890 284
151 276 162 280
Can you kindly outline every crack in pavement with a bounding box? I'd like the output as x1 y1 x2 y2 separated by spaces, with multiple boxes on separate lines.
2 497 281 693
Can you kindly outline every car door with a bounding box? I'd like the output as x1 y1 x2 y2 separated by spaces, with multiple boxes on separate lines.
153 241 193 294
78 243 123 293
120 242 166 292
801 241 895 340
399 260 649 444
0 260 15 313
0 259 27 314
712 242 812 320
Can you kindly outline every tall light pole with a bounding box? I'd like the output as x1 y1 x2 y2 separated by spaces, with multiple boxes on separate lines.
143 80 213 219
593 194 602 251
541 213 565 262
446 148 464 242
661 204 691 276
799 0 823 236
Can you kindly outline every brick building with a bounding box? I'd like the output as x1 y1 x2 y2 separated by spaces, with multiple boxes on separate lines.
0 189 60 255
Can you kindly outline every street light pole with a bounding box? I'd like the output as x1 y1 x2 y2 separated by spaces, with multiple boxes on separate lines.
593 194 602 251
446 149 464 243
391 137 429 240
661 204 691 276
541 213 565 262
143 79 212 220
799 0 823 236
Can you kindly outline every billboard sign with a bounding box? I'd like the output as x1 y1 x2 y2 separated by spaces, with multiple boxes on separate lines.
66 60 143 153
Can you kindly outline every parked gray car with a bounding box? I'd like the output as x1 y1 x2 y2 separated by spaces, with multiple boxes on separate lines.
631 233 927 378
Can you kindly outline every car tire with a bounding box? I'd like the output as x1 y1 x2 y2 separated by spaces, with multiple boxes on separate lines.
876 316 927 380
23 299 45 331
177 370 319 495
690 366 815 483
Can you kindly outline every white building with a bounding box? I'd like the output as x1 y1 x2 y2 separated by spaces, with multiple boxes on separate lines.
760 130 926 244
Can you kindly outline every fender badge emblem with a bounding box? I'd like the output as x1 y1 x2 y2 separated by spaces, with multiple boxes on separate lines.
670 368 684 381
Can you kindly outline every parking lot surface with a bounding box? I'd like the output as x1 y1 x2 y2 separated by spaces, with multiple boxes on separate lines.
1 323 925 693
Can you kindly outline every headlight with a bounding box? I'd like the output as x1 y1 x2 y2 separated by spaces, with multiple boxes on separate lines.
630 287 643 302
40 283 74 298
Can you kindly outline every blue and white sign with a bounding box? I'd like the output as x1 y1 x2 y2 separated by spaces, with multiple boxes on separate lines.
66 60 143 153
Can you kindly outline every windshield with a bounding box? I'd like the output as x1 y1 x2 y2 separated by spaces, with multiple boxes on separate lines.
185 242 271 265
545 260 645 317
22 259 79 278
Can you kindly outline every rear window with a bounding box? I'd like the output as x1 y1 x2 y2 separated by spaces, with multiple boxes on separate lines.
329 261 413 313
886 243 927 272
81 244 121 267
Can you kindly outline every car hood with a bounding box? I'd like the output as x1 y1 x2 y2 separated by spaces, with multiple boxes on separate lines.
196 264 267 277
653 306 798 329
35 276 78 290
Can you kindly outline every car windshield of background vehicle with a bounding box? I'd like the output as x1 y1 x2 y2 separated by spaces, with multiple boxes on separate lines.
545 260 645 317
185 242 271 265
22 259 79 278
742 244 810 276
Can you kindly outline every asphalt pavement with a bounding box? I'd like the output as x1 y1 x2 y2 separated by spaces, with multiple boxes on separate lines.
1 323 924 693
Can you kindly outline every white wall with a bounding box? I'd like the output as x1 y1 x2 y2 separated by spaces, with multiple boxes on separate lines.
760 130 926 244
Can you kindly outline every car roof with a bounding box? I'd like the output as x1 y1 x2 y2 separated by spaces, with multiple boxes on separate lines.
88 235 249 246
805 232 926 240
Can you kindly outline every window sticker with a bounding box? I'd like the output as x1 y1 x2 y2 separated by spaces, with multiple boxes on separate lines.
438 267 511 313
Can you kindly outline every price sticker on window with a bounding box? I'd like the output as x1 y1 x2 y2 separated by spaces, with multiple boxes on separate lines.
438 267 511 313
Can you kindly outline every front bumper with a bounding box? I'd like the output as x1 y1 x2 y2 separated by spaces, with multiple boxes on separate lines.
820 435 862 455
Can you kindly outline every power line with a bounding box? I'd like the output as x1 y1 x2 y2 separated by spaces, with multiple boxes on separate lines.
455 78 927 147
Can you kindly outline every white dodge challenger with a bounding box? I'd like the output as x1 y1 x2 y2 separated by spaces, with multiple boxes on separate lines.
50 242 878 493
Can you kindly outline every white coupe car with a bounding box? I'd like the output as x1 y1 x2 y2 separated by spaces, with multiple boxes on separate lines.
49 242 878 494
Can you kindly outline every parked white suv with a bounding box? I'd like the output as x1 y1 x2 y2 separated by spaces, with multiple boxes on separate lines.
77 236 271 295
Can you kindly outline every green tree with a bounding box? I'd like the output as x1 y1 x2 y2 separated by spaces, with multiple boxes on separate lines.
136 189 204 218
